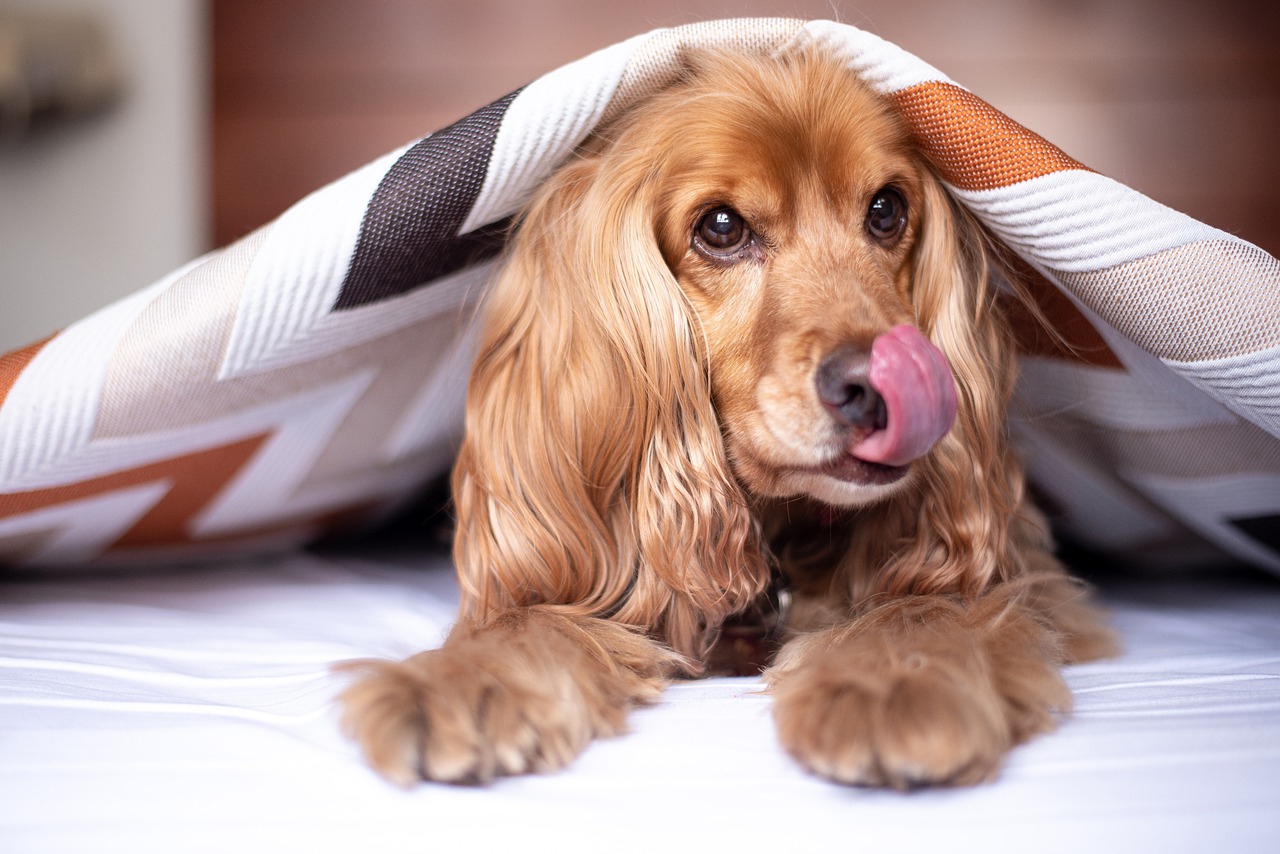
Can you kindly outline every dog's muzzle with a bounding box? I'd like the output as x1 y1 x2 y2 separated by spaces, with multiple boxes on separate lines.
818 325 957 468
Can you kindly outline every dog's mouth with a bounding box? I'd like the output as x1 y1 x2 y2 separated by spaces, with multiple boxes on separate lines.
816 453 909 487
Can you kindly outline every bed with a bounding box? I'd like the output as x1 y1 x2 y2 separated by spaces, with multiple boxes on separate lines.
2 543 1279 851
2 18 1278 851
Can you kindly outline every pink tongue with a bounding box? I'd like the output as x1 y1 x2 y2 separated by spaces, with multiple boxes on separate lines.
850 325 957 467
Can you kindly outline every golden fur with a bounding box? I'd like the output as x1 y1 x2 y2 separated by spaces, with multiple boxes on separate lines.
339 47 1116 789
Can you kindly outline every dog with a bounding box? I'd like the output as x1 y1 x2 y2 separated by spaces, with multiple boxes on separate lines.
338 46 1116 790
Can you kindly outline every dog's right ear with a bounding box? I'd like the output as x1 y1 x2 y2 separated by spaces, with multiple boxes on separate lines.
451 151 770 663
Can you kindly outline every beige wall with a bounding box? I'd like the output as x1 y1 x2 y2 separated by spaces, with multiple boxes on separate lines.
0 0 208 354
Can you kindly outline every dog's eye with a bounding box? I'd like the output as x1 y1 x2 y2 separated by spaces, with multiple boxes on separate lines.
694 207 750 255
866 187 908 243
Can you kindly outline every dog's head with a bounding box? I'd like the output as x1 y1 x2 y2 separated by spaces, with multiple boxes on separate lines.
636 51 961 507
455 48 1014 654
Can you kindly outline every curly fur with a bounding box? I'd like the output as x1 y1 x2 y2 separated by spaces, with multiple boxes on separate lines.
339 46 1116 789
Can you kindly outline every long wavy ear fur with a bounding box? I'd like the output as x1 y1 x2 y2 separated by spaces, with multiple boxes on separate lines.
451 148 771 664
862 174 1033 596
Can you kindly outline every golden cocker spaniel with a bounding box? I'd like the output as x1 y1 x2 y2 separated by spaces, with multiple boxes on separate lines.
339 46 1115 789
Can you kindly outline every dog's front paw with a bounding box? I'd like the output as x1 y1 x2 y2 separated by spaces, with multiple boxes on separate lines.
771 651 1012 788
337 646 595 786
768 597 1071 789
336 610 676 786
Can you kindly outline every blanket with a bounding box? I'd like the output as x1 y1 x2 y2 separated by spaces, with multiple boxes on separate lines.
1 18 1277 572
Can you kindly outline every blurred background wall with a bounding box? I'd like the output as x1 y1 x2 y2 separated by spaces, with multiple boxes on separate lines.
2 0 1276 353
0 0 207 354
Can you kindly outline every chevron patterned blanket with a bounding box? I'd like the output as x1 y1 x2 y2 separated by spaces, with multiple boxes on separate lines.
1 19 1277 572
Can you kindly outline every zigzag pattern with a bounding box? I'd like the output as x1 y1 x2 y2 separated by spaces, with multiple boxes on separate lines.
0 18 1277 571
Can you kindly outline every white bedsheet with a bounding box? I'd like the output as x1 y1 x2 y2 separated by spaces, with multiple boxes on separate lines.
2 547 1278 853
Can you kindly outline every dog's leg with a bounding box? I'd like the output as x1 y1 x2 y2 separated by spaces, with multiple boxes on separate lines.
338 608 681 785
767 573 1113 788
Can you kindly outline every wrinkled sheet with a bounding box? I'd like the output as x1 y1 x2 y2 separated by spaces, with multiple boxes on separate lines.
2 547 1278 852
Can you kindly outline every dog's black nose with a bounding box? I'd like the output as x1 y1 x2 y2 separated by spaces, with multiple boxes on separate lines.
816 346 888 430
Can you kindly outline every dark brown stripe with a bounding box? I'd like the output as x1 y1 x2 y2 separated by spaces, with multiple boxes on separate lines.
335 89 521 310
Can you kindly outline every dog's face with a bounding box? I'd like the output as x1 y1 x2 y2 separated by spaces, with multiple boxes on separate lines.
444 47 1051 686
638 55 956 507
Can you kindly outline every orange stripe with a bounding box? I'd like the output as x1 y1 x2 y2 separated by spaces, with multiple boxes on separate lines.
889 81 1090 191
0 435 267 543
0 432 387 560
0 335 54 408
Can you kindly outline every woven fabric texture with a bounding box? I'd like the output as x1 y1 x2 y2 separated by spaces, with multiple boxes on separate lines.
1 18 1277 571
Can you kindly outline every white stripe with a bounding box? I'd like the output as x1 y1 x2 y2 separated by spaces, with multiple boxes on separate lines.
189 371 375 535
0 258 203 487
1166 344 1280 439
0 372 361 491
1010 421 1186 552
1015 357 1237 433
460 18 840 235
0 368 450 559
1130 472 1280 574
218 144 412 381
0 483 169 564
951 171 1227 273
795 20 956 95
225 259 492 380
382 312 480 461
458 36 642 234
1011 281 1240 430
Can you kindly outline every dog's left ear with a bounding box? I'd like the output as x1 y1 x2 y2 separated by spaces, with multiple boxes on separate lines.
910 178 1019 448
452 152 770 663
898 176 1028 591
